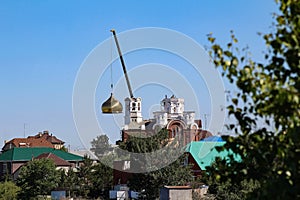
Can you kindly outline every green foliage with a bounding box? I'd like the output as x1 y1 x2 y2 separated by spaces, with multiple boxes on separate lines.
118 129 169 153
58 156 113 199
91 134 111 158
16 158 60 199
119 129 193 199
76 156 94 198
0 181 20 200
207 179 260 200
204 0 300 199
89 162 113 198
58 168 79 197
129 155 193 199
13 154 112 199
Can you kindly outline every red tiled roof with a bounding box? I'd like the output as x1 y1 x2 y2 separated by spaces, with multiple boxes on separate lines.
3 138 54 150
35 153 71 166
47 135 64 144
30 131 65 144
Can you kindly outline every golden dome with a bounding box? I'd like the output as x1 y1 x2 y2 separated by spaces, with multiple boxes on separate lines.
101 93 123 114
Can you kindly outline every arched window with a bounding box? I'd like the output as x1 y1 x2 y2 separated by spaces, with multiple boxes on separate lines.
171 125 180 138
171 128 175 138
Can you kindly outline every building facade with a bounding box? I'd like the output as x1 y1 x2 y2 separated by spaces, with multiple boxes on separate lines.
121 95 212 146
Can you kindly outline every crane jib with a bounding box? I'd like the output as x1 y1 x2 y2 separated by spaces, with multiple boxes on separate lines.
110 29 134 98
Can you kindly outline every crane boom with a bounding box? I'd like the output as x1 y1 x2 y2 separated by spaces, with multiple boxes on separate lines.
110 29 134 98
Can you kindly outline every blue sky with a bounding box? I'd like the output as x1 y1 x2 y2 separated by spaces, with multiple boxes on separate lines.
0 1 278 149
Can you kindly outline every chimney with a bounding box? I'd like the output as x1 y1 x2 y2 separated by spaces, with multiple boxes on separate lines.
43 130 49 135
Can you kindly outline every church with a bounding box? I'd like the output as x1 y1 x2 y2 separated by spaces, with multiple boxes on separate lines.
119 94 212 145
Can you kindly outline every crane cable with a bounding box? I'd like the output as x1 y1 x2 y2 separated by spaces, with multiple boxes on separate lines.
110 34 114 92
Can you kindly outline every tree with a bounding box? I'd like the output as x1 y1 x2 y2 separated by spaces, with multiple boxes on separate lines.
203 0 300 199
0 181 20 200
16 158 60 199
57 154 113 199
76 156 94 198
91 134 111 158
119 129 194 199
89 162 113 199
58 168 79 198
128 155 193 199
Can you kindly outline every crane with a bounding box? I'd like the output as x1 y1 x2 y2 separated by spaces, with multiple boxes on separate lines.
110 29 134 98
101 29 134 113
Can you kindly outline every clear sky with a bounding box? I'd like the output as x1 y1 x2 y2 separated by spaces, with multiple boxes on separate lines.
0 0 278 150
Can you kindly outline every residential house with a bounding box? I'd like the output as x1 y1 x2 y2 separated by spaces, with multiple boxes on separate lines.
185 139 239 177
2 130 65 151
0 147 83 180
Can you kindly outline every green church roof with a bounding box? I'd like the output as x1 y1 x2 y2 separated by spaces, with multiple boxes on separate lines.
186 141 240 170
0 147 83 162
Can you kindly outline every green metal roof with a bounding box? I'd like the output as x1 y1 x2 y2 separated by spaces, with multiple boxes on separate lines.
186 141 239 170
0 147 83 162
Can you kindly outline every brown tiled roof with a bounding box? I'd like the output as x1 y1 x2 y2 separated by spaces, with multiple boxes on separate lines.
47 135 64 144
3 138 54 150
35 153 71 166
30 132 65 144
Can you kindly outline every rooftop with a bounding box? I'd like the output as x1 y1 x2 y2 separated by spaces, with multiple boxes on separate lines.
186 141 240 170
35 152 71 166
3 137 54 150
0 147 83 162
28 131 64 144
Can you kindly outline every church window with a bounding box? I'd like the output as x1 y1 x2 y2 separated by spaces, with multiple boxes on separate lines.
171 129 175 138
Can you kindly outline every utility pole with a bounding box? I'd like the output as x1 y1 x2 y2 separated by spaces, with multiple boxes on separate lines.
204 114 209 130
23 123 26 138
